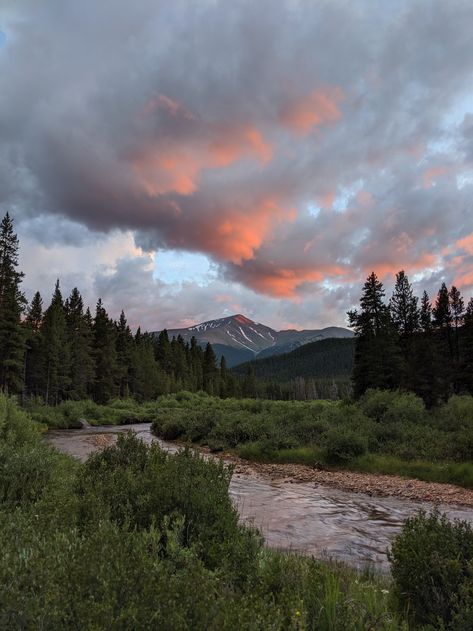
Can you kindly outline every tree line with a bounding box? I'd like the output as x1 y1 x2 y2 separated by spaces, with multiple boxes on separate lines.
349 270 473 405
0 213 236 403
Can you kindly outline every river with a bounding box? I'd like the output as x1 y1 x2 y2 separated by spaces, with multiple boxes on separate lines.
46 423 473 571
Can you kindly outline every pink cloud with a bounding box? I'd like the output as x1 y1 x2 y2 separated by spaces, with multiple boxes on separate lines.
280 87 343 135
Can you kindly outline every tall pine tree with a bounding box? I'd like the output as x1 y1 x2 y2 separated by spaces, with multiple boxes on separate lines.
348 272 403 397
0 213 26 393
93 299 118 404
41 281 70 404
65 288 95 399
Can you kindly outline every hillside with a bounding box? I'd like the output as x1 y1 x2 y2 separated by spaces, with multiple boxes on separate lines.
232 337 355 381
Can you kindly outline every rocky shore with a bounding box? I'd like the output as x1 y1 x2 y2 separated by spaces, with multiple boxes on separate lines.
220 454 473 507
85 430 473 508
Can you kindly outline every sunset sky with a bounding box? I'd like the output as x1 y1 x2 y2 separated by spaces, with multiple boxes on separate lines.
1 0 473 331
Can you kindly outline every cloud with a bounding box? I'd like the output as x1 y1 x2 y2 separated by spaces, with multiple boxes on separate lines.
2 0 473 328
279 87 343 135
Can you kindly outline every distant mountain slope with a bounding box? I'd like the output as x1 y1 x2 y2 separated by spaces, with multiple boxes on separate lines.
165 314 277 354
232 337 355 381
256 326 353 359
155 314 353 367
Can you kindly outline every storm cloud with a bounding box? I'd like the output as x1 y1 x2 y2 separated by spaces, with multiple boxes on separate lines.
1 0 473 328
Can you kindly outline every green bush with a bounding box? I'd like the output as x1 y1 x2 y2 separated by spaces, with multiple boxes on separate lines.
325 429 367 464
389 510 473 628
360 389 425 424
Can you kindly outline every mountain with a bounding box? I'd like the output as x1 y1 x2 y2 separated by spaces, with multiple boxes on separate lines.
157 314 353 367
232 337 356 381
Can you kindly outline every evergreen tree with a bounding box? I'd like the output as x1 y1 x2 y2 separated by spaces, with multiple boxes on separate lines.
420 291 432 332
348 272 403 397
432 283 454 398
93 299 118 403
390 271 419 337
203 342 218 394
41 281 70 404
131 331 160 400
25 291 43 332
449 285 464 365
116 311 133 397
462 298 473 394
389 271 419 390
65 288 95 399
155 330 172 372
242 364 257 398
189 336 203 390
0 213 26 393
406 289 440 406
24 292 44 397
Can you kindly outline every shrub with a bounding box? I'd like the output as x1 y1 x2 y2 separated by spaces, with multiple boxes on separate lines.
360 389 425 424
389 510 473 628
325 429 367 464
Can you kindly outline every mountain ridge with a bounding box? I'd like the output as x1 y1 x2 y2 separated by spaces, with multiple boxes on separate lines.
154 314 353 367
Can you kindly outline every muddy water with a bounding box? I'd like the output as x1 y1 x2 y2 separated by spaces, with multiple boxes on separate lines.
46 423 473 571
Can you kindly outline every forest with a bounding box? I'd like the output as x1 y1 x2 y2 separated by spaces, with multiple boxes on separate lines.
349 271 473 406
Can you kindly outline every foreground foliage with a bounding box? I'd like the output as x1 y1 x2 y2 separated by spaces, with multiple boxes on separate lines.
389 511 473 629
0 394 407 630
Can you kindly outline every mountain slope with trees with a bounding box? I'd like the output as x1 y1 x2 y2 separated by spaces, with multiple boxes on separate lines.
232 337 355 381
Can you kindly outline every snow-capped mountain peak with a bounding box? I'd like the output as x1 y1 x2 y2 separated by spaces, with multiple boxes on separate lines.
156 314 353 366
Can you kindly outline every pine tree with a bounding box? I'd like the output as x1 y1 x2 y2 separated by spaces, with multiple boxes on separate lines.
348 272 403 397
65 287 95 399
389 271 419 390
131 331 160 401
203 342 218 394
24 292 44 397
242 364 257 398
432 283 454 398
449 285 464 365
26 291 43 333
0 213 26 393
116 311 133 397
461 298 473 394
420 291 432 332
390 271 419 337
93 299 118 403
408 290 441 406
189 336 203 390
41 280 70 404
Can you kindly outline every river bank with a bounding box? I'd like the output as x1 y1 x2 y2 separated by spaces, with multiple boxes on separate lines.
216 453 473 507
48 423 473 508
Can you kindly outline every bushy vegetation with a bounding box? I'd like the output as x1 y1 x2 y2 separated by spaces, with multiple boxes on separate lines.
149 389 473 487
389 511 473 629
1 394 407 630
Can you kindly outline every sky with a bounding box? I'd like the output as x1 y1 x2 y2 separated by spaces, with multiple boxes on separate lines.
1 0 473 331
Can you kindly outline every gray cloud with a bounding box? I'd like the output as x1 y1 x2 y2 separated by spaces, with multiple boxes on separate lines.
2 0 473 327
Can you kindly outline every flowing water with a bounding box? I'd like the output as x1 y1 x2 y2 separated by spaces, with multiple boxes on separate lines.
46 423 473 571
